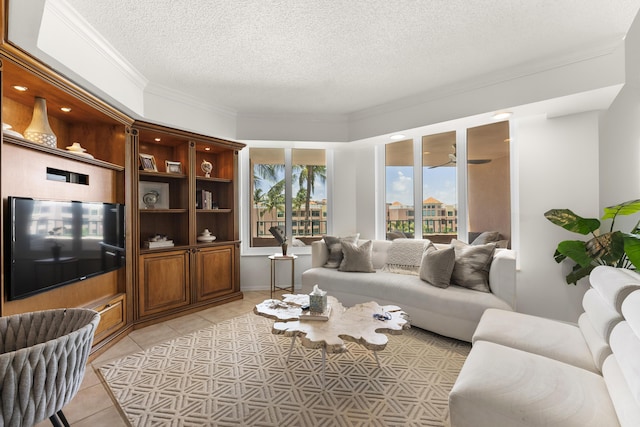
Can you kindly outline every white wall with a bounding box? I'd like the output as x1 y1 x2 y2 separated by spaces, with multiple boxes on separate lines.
599 11 640 232
514 112 601 321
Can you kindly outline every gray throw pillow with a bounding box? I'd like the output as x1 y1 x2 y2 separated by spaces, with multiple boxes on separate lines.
323 234 359 268
419 246 456 288
381 238 434 276
470 231 501 245
450 239 496 292
338 240 375 273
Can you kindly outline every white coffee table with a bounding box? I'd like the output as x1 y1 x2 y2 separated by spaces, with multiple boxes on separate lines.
254 294 410 386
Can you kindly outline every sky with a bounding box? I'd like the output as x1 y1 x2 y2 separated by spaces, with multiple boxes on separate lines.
386 166 456 206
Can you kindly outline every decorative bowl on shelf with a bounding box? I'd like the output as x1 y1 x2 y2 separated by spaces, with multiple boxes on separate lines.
66 142 94 158
2 123 23 138
197 228 216 242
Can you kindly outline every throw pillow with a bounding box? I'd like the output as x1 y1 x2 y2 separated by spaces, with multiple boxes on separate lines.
450 239 496 292
470 231 501 245
381 238 435 275
338 240 375 273
419 246 456 288
323 234 359 268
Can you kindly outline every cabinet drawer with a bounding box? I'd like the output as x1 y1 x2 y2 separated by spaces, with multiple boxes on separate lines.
92 294 126 341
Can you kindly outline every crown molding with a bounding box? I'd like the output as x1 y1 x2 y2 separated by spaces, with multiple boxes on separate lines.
349 37 625 123
47 0 147 90
145 81 238 118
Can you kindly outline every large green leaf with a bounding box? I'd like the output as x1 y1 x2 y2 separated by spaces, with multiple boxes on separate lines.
544 209 600 235
556 240 592 267
565 264 596 285
585 231 625 266
602 199 640 220
624 233 640 269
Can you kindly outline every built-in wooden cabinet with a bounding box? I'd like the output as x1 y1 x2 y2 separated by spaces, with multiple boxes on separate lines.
0 15 244 349
132 121 244 325
0 45 134 353
138 249 190 317
195 245 235 301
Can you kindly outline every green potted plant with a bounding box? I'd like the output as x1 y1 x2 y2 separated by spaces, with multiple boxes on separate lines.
544 199 640 284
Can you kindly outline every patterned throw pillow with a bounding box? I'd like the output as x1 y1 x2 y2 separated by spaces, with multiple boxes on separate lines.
322 234 359 268
381 238 434 275
338 240 375 273
419 246 456 288
450 239 496 292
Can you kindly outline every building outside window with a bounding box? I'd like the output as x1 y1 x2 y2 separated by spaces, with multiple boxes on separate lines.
385 122 510 246
249 148 327 248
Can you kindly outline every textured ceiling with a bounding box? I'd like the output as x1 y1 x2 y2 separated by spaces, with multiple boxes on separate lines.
65 0 640 116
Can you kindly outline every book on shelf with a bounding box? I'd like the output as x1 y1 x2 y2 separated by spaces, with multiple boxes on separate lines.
299 304 332 321
144 240 175 249
196 189 215 209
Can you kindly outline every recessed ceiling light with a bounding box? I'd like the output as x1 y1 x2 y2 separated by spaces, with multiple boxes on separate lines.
154 137 161 142
204 147 211 151
60 107 72 112
12 85 28 92
390 134 406 140
492 111 512 120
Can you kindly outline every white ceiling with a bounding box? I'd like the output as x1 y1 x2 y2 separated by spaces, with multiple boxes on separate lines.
63 0 640 117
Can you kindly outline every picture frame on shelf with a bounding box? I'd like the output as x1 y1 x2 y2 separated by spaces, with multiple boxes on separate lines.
139 153 158 171
139 181 170 209
165 160 182 174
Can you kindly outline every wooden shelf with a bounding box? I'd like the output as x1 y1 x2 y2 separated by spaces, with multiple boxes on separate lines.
139 208 189 214
3 134 124 171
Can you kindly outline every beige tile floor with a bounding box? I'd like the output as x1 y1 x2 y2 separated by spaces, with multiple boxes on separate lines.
34 290 271 427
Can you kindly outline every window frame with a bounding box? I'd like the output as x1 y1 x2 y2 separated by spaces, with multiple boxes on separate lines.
378 120 515 246
240 144 333 256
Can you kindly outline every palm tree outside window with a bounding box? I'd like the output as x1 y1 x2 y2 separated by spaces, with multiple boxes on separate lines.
249 148 327 248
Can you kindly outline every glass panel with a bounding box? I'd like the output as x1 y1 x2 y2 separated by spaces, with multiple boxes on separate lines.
467 121 511 246
292 149 326 245
422 131 457 243
385 139 414 239
250 148 285 247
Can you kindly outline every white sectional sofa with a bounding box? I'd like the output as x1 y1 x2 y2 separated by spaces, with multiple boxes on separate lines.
301 239 517 342
449 266 640 427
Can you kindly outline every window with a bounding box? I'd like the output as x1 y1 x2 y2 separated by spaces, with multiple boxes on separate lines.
422 131 457 242
385 139 414 238
384 122 510 245
467 121 511 244
249 148 327 248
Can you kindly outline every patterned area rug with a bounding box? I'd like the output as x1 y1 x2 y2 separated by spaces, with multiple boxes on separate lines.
99 312 470 426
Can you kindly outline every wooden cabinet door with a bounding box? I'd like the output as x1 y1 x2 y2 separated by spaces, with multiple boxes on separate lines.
139 250 190 317
195 245 235 301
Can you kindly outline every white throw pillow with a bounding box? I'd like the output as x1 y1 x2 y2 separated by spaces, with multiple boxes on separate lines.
381 238 434 275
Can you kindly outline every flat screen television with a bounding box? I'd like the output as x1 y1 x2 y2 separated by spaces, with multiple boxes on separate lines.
6 197 126 300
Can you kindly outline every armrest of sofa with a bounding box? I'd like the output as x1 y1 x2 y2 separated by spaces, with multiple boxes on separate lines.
489 249 517 309
311 240 329 268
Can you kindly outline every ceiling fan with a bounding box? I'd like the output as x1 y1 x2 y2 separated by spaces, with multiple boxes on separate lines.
428 144 491 169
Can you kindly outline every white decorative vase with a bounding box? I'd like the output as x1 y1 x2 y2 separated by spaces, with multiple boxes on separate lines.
24 97 57 148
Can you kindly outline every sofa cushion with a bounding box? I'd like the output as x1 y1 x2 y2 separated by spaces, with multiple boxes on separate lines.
419 246 455 288
610 321 640 408
322 234 359 268
450 239 496 292
602 355 640 426
338 240 374 273
449 341 619 427
472 308 599 373
579 312 612 372
381 238 434 275
582 288 623 341
589 266 640 314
